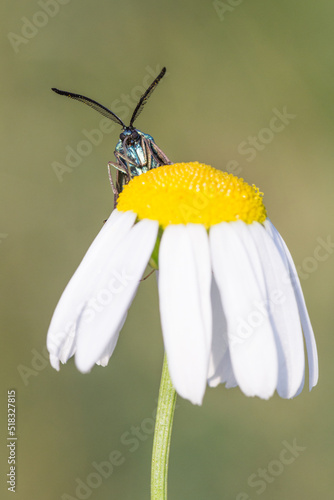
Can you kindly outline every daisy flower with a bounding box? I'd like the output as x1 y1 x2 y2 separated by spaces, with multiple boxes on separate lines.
47 162 318 405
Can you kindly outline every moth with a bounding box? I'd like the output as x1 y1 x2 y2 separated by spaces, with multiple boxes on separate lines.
52 67 171 206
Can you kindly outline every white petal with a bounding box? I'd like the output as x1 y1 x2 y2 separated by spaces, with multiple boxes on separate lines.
207 275 236 387
210 221 278 399
75 218 159 372
47 210 136 363
158 224 212 405
95 311 128 367
49 354 60 371
208 349 238 388
208 278 237 389
264 219 319 390
250 222 305 398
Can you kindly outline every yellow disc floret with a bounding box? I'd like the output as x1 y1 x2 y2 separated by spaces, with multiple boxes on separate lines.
117 162 266 228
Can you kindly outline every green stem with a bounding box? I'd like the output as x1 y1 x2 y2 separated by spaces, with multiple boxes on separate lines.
151 354 177 500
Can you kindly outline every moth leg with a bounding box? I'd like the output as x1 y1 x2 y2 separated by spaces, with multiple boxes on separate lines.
108 154 131 207
141 136 152 170
107 164 120 208
108 160 128 175
153 143 172 165
140 268 155 281
113 152 136 181
107 162 115 186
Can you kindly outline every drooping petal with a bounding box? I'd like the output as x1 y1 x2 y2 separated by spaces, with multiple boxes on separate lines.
264 219 319 390
207 276 238 388
158 224 212 405
208 350 238 389
47 210 137 366
96 313 127 367
49 321 77 371
249 222 305 398
75 218 159 372
210 221 278 399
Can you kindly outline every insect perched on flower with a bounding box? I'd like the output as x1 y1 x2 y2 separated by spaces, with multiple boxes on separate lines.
52 67 171 206
47 162 318 405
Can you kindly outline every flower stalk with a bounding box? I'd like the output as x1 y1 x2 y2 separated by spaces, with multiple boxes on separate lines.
151 354 177 500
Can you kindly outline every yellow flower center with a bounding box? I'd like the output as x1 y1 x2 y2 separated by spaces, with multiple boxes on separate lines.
117 162 267 228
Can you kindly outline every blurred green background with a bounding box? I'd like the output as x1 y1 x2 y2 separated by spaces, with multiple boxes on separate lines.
1 0 334 499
